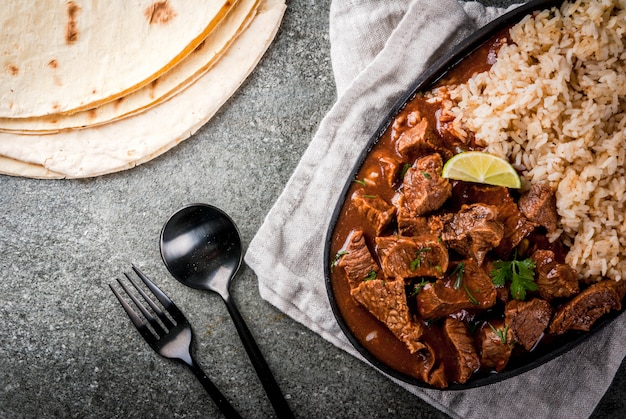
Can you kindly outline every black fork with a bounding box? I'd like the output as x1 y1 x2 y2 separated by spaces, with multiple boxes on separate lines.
110 265 242 419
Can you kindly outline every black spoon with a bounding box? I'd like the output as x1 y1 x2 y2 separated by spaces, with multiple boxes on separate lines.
160 203 293 418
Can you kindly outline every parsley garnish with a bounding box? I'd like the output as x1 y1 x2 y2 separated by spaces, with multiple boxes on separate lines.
363 194 377 199
401 163 411 178
330 250 348 272
451 262 465 289
364 270 377 281
410 279 429 296
421 171 431 179
353 179 367 186
410 247 431 270
464 285 479 305
488 323 510 344
490 253 537 300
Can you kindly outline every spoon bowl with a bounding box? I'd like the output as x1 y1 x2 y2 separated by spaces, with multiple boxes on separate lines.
160 203 293 418
160 203 241 296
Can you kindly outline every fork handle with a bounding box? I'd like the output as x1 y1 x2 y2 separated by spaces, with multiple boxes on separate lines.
187 359 242 419
224 295 294 419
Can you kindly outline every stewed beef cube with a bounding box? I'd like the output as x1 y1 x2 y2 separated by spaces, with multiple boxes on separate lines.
416 259 497 319
396 117 448 159
441 203 504 265
464 185 537 257
396 206 431 237
531 249 579 301
442 318 480 384
403 154 452 216
418 343 448 389
504 298 552 351
549 279 626 335
477 320 513 372
519 184 559 234
376 234 448 279
351 189 395 235
336 230 380 290
377 155 403 188
396 206 444 237
350 278 426 353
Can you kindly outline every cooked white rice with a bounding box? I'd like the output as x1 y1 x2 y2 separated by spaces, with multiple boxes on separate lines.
443 0 626 282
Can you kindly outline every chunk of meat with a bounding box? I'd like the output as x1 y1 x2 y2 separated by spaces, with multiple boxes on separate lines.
403 154 452 216
390 110 422 142
397 206 431 237
519 184 559 234
549 280 625 335
352 190 395 235
465 185 537 257
416 259 497 319
396 117 448 159
531 250 579 301
442 318 480 384
376 234 448 279
441 203 504 265
396 206 444 237
477 321 513 372
418 343 448 389
336 230 380 290
505 298 552 351
378 155 403 188
350 278 426 353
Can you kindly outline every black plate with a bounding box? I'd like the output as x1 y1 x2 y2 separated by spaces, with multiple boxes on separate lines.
324 0 624 390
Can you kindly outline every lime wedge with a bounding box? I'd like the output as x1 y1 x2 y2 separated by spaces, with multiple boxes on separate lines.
442 151 521 188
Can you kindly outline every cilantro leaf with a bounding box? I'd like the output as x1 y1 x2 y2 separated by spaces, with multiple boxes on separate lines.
489 255 537 300
409 247 431 270
410 278 429 296
451 262 465 289
363 270 377 281
488 323 510 344
331 250 348 272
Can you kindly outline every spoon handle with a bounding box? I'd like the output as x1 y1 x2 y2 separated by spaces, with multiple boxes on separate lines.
186 358 242 419
223 296 294 419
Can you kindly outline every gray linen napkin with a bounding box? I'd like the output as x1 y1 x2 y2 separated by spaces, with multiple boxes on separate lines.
244 1 626 417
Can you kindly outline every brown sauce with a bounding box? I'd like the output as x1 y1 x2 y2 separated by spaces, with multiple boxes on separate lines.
329 33 507 384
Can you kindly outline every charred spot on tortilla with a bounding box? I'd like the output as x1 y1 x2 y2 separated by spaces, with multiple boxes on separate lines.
47 60 58 69
145 1 177 25
65 1 81 45
6 64 18 76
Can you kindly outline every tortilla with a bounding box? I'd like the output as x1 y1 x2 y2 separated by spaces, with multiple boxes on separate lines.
0 0 259 133
0 156 64 179
0 0 234 118
0 0 286 179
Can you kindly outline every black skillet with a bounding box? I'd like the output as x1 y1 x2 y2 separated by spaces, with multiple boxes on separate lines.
323 0 624 390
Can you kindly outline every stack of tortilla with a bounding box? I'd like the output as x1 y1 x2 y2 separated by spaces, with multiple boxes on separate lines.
0 0 286 179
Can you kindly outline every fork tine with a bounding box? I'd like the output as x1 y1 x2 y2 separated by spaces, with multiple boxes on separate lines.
132 264 185 322
124 270 175 330
115 276 167 337
109 283 144 330
109 283 157 343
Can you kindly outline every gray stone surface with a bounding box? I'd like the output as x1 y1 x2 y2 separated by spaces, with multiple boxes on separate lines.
0 1 623 418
